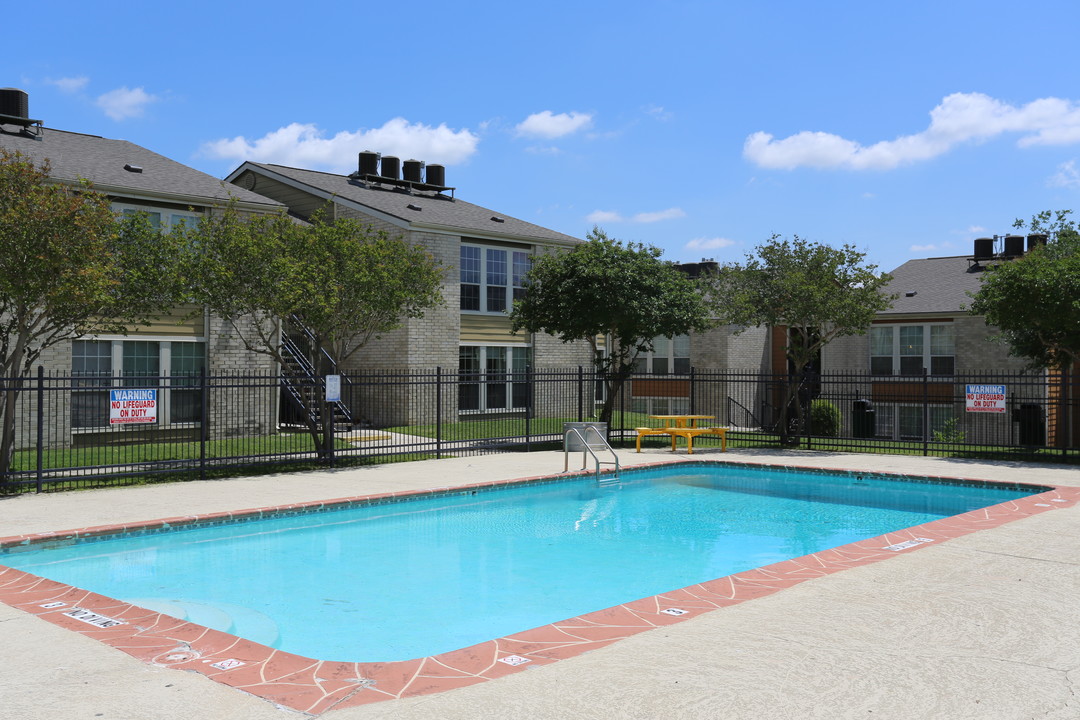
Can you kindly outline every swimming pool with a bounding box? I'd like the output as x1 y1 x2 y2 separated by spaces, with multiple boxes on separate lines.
1 459 1070 711
0 462 1043 662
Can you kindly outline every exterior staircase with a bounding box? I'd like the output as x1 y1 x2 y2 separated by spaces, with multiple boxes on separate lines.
278 318 356 431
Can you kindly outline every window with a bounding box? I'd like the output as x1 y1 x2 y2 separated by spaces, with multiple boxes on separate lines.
634 335 691 374
458 346 530 412
459 244 530 313
70 340 206 428
115 204 202 231
874 404 956 441
869 324 955 376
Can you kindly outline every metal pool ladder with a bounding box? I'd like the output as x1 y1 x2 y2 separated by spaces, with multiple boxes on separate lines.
563 423 620 483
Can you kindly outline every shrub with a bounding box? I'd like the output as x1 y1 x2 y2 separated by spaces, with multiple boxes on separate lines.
809 399 842 437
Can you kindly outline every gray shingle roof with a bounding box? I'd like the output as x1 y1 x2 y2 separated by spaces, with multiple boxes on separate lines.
241 162 581 245
880 255 988 315
0 125 281 208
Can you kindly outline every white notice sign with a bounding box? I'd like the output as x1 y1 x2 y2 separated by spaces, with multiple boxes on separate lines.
109 389 158 424
965 384 1006 414
325 375 341 403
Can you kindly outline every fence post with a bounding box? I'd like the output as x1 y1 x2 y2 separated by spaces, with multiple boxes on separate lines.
436 367 442 460
525 365 533 452
199 366 208 481
922 367 929 457
36 366 44 493
577 366 584 423
689 366 696 415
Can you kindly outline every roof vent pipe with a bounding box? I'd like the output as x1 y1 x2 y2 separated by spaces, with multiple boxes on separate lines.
380 155 400 180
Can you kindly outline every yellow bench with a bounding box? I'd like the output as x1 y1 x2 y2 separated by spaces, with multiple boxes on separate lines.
635 426 727 454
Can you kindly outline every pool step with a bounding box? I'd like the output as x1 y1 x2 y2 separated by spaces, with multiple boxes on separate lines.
126 597 280 648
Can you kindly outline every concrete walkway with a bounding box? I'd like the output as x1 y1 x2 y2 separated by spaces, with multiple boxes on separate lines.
2 449 1078 719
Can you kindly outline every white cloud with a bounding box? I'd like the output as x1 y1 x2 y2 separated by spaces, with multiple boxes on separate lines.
910 241 956 253
744 92 1080 171
686 237 736 250
1049 160 1080 188
586 207 685 225
515 111 593 139
48 76 89 93
632 207 686 223
96 86 157 121
644 104 674 122
203 119 480 172
586 210 624 224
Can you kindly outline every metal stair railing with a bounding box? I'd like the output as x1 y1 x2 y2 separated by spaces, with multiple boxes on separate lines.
279 321 356 427
563 425 620 482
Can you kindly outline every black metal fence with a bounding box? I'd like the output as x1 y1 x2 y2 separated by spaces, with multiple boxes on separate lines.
0 367 1076 493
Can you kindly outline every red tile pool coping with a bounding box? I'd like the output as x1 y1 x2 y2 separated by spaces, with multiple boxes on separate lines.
1 459 1076 715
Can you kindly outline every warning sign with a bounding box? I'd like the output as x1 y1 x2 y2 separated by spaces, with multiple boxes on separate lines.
965 384 1006 414
109 388 158 424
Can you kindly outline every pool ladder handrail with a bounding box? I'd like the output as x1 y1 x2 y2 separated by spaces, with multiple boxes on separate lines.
563 425 620 482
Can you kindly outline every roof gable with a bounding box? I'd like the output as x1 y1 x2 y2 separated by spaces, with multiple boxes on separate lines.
0 125 281 209
232 162 581 246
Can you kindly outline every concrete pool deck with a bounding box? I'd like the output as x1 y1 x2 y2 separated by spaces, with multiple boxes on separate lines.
1 449 1078 719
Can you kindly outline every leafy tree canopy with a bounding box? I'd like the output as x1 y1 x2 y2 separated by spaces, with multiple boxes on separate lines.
192 207 444 367
189 206 445 451
708 234 894 373
708 234 894 442
968 210 1080 370
0 150 186 482
509 227 713 421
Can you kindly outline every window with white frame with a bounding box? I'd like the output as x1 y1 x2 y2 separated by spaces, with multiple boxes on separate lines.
870 324 955 376
874 404 956 441
71 339 206 428
459 244 530 313
114 203 203 231
633 335 691 374
458 346 530 412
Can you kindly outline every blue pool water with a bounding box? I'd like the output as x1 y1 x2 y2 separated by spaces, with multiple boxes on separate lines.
2 464 1039 662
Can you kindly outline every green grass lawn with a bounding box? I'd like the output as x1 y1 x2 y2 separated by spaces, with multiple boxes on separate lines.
9 432 353 471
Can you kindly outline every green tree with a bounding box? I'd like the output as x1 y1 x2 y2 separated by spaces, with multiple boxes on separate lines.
509 227 713 423
709 235 894 443
968 210 1080 370
191 207 444 455
0 150 185 482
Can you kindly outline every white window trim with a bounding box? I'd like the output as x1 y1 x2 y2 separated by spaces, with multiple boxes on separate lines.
71 337 207 431
459 242 531 316
458 343 531 414
870 323 955 376
112 203 204 231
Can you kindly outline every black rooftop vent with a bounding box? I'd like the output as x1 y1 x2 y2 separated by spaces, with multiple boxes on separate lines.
490 216 505 223
0 88 29 119
402 159 424 183
426 164 445 187
358 151 379 177
380 155 400 180
0 88 43 135
1003 235 1025 257
123 163 143 173
406 203 422 211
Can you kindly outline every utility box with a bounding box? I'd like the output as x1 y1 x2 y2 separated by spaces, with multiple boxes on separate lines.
564 422 607 451
852 399 876 439
1014 404 1045 446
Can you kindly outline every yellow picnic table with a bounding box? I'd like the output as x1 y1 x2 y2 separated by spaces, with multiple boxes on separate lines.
635 415 727 454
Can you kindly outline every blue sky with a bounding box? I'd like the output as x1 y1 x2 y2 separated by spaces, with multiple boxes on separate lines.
10 1 1080 271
